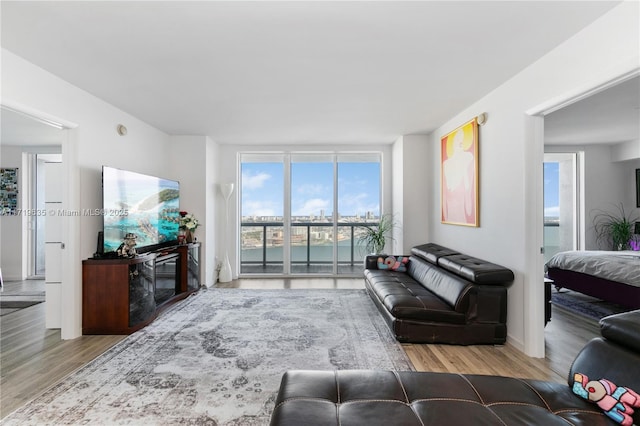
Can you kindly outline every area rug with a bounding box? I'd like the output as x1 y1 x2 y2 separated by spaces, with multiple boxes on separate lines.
1 288 413 425
0 292 45 316
551 289 630 320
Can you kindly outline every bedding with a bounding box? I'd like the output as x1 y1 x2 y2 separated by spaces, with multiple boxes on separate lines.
546 250 640 287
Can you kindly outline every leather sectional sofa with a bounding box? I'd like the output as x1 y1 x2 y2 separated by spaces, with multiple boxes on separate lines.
364 243 514 344
270 309 640 425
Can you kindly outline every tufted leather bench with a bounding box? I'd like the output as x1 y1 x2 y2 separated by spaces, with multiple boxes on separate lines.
270 310 640 426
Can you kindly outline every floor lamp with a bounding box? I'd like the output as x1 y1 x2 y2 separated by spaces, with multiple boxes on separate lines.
219 183 234 283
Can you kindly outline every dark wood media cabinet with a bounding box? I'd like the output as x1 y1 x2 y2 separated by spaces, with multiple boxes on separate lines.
82 242 201 334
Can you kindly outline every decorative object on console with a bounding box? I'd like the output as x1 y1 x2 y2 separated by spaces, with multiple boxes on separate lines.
116 233 137 258
179 211 199 243
441 117 479 227
219 183 234 283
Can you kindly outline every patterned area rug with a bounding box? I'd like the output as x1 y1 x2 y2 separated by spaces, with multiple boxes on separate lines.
2 288 413 425
551 289 630 321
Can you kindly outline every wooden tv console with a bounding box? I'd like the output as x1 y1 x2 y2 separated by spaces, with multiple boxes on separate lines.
82 242 201 334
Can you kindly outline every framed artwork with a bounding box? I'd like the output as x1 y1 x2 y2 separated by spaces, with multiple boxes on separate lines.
441 118 479 227
636 168 640 208
0 168 19 215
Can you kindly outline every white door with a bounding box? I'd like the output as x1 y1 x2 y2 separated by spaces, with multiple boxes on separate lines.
44 160 64 328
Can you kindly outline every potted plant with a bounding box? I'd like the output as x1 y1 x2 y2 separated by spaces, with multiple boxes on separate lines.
357 214 397 255
592 203 639 251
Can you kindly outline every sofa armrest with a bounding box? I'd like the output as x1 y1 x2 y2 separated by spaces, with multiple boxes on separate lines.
467 285 508 324
364 255 381 270
599 309 640 353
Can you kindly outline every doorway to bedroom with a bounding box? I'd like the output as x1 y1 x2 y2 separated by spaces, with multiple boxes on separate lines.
540 74 639 360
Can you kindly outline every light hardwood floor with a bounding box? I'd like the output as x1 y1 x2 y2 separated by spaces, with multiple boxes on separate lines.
1 278 599 419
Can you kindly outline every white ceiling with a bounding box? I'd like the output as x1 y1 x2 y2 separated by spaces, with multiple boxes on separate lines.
544 76 639 146
0 1 629 146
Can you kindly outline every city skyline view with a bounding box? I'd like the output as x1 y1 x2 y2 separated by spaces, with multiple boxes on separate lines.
241 160 381 221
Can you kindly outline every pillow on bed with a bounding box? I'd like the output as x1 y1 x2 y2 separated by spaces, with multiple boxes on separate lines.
572 373 640 426
377 256 409 272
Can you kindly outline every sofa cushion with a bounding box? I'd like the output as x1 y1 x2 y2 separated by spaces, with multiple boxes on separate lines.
410 243 459 265
364 270 466 323
407 257 472 312
437 253 514 285
271 370 607 426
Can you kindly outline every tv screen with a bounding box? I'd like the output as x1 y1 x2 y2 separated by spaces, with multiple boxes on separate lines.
102 166 180 253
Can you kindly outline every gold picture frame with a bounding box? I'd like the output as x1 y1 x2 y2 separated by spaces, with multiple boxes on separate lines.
441 118 479 227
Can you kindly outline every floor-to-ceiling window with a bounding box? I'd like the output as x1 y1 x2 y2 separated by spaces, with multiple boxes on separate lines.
543 152 580 263
240 152 381 276
240 154 285 274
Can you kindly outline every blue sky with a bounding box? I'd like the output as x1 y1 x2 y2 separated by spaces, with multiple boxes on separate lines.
543 162 559 218
241 161 380 218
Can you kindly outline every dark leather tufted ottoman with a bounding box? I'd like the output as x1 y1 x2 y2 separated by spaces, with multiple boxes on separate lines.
269 370 606 426
270 310 640 426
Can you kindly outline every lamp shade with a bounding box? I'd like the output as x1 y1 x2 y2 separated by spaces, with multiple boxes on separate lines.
220 183 234 199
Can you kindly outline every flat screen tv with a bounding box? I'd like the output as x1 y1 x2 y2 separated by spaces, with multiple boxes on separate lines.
102 166 180 254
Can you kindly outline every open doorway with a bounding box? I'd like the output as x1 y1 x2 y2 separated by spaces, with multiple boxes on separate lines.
0 107 64 325
541 75 640 367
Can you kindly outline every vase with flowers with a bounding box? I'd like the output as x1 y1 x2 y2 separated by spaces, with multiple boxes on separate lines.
179 211 199 243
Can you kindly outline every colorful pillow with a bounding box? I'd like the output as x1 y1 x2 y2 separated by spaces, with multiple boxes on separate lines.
376 255 409 272
572 373 640 425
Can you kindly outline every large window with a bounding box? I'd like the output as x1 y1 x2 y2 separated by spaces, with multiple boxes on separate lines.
543 153 580 263
240 152 381 276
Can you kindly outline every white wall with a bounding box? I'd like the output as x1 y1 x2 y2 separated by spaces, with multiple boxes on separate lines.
168 135 219 287
391 136 404 253
392 134 430 253
206 137 220 285
424 2 639 354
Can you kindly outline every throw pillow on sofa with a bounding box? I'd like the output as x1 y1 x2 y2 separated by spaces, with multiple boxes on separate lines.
572 372 640 426
377 255 409 272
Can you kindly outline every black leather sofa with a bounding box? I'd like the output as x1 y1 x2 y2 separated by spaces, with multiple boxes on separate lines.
364 243 514 344
270 309 640 426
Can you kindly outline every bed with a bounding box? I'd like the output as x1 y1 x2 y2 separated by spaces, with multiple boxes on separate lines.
545 250 640 309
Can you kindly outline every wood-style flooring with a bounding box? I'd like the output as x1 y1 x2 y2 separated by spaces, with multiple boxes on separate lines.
1 278 599 419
